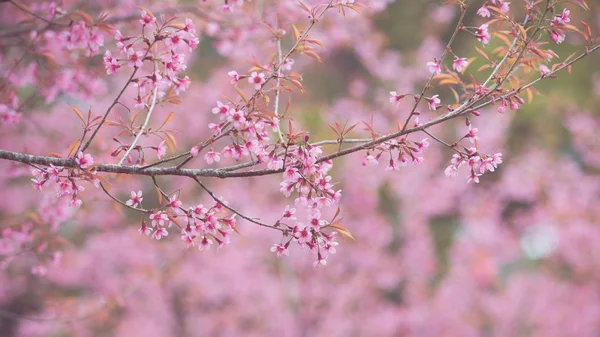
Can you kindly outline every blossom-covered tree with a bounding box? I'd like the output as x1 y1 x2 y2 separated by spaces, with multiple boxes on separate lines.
1 0 599 335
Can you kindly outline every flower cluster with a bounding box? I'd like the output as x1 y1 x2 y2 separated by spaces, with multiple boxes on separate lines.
549 8 571 44
59 20 105 56
445 149 503 183
362 137 430 171
137 193 237 250
31 152 99 207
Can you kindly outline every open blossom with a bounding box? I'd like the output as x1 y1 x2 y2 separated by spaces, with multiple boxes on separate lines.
549 30 565 44
212 101 230 118
139 10 156 26
138 221 153 235
475 24 491 45
497 0 510 13
156 141 166 159
425 95 441 111
228 109 246 129
190 146 199 157
552 8 570 26
152 227 168 240
452 56 468 72
539 64 551 76
168 195 182 209
270 244 289 257
149 211 169 227
103 50 119 75
248 71 266 90
76 151 94 169
389 91 404 108
126 190 143 207
127 48 144 68
426 59 441 75
204 150 221 164
228 70 240 84
477 3 490 17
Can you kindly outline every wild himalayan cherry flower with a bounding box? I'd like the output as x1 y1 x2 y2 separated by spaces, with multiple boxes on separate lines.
168 195 182 209
190 146 199 157
427 59 441 75
248 72 266 90
228 70 240 85
425 95 441 111
126 190 143 207
553 8 570 26
270 244 289 257
539 64 551 76
452 56 468 72
549 30 565 44
199 236 213 250
139 10 156 26
389 91 404 108
477 3 490 17
496 0 510 13
127 48 144 68
139 221 153 235
282 58 295 71
149 211 169 227
204 150 221 164
156 141 166 159
283 205 296 220
313 253 327 267
152 227 168 240
103 50 119 75
466 127 479 143
475 24 491 45
76 151 94 169
228 109 246 129
212 101 230 118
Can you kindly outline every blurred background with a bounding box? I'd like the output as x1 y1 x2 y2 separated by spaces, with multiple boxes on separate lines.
1 0 600 336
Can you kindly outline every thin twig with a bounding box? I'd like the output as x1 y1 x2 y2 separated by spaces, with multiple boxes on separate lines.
117 62 160 165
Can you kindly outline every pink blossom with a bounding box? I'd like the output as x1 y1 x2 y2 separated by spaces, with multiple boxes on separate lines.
313 253 327 267
425 95 441 110
204 150 221 164
549 30 565 44
389 91 404 107
184 18 196 34
212 101 230 118
190 146 199 157
149 211 169 227
156 141 166 159
475 24 491 45
477 3 490 17
452 56 468 72
139 10 156 26
75 151 94 169
228 70 240 85
126 190 143 208
138 221 153 235
426 59 441 75
168 195 182 209
498 0 510 13
198 236 213 250
152 227 168 240
283 205 296 220
127 48 144 68
227 109 246 129
553 8 570 26
270 243 289 257
248 72 266 90
539 64 551 76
